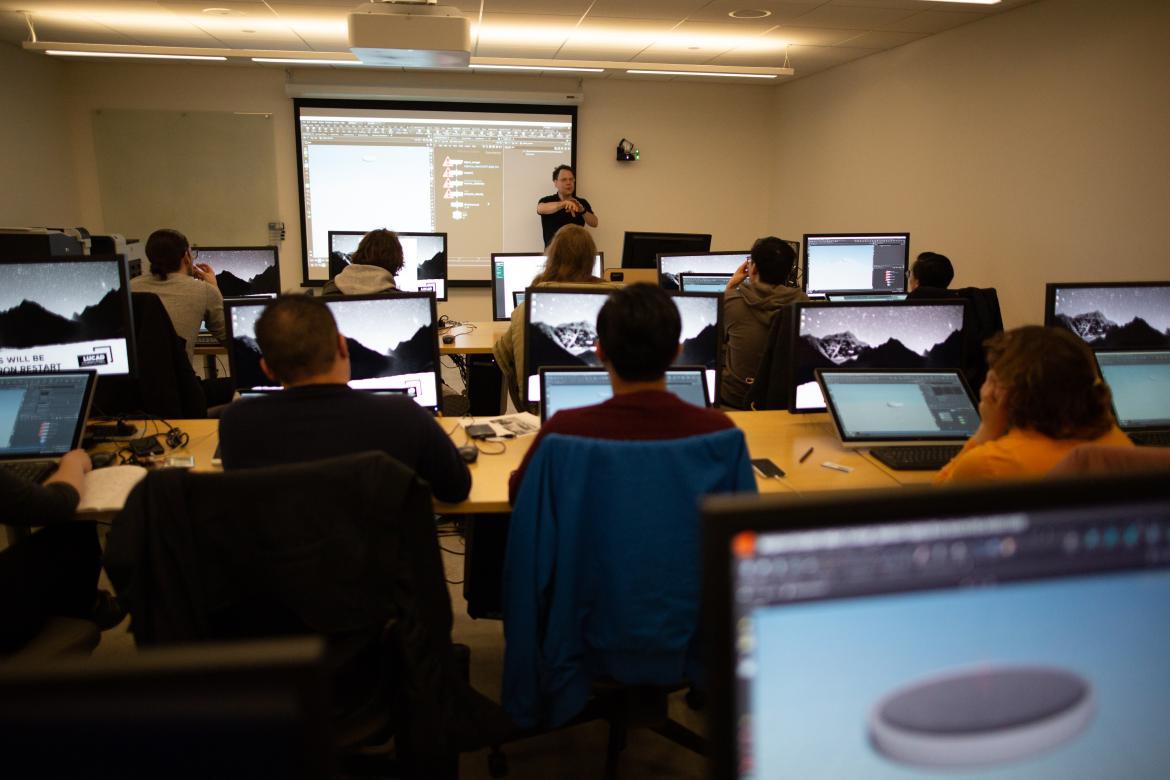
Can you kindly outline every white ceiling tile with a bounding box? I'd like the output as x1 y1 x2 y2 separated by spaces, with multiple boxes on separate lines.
881 9 986 34
23 17 139 45
585 0 708 21
687 1 823 25
786 4 918 30
835 29 926 49
768 26 861 46
483 0 593 13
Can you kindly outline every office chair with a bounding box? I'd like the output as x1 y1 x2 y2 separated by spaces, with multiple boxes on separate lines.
496 430 757 778
105 451 508 779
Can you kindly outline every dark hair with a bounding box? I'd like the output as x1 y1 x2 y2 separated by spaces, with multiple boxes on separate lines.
145 228 189 280
912 252 954 289
552 164 575 182
254 296 340 385
533 225 599 285
984 326 1114 440
750 236 797 286
596 284 680 382
352 229 404 275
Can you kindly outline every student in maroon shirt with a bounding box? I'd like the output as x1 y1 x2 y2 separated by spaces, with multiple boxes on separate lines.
508 284 734 503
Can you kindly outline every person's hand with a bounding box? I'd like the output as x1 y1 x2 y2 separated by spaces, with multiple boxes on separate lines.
970 370 1010 445
727 259 750 291
192 262 218 288
563 198 583 216
45 449 91 496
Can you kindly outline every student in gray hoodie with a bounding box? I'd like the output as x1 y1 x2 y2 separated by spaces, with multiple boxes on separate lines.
322 229 401 295
720 236 808 409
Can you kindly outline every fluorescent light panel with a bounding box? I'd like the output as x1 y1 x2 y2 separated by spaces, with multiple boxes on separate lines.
46 49 226 61
626 69 777 79
252 57 362 65
470 63 604 73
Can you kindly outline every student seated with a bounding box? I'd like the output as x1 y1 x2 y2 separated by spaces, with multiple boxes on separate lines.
131 228 226 362
493 225 619 410
508 284 735 503
1 451 120 654
217 296 471 504
322 228 402 295
935 326 1133 484
905 251 954 300
720 236 808 409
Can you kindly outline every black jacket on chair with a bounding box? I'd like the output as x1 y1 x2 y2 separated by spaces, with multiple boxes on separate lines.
104 451 506 759
94 292 207 419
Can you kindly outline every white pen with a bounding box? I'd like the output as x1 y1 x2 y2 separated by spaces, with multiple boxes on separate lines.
821 461 853 474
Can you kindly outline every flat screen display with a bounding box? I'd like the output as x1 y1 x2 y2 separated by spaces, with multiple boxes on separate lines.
657 251 749 291
490 252 603 320
193 246 279 296
327 231 448 300
803 233 909 295
1046 282 1170 350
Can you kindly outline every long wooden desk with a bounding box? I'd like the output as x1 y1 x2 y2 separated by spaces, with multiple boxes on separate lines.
438 320 508 356
103 411 941 516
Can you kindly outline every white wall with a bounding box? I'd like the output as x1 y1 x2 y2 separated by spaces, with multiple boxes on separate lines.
769 0 1170 328
56 62 776 320
0 44 80 226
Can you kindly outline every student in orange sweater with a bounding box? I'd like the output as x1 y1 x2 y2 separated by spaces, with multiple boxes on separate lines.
935 325 1133 484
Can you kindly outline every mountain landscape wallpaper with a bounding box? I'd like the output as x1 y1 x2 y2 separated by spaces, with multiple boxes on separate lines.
0 262 126 349
1053 286 1170 349
794 304 966 392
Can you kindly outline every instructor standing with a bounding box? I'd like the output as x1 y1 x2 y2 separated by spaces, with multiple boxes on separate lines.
536 164 598 247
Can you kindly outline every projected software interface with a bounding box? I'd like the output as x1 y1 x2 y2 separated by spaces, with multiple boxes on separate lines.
728 500 1170 779
0 258 133 376
327 231 448 300
1096 350 1170 429
680 274 734 294
299 102 574 282
227 296 440 408
0 372 91 457
491 253 603 320
819 371 979 442
658 252 749 291
540 368 707 420
804 234 909 295
194 247 279 296
525 291 720 403
1049 283 1170 350
792 302 966 412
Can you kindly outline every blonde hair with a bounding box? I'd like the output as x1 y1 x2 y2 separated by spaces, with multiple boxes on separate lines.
533 225 599 285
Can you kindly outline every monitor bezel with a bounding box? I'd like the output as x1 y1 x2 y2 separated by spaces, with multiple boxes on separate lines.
0 255 137 379
537 364 710 423
815 367 979 447
1044 281 1170 351
656 250 750 290
326 230 450 302
1093 348 1170 433
702 472 1170 780
620 231 712 269
800 232 910 296
489 251 604 322
787 298 970 414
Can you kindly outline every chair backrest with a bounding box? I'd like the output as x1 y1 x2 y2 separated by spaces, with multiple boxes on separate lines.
1050 443 1170 476
503 429 757 728
743 304 795 410
93 291 207 418
952 286 1004 394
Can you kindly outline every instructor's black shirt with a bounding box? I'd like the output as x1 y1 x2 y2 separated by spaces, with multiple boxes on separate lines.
218 384 471 503
539 194 594 247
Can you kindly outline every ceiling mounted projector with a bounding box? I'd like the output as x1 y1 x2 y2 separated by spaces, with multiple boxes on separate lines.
348 0 471 68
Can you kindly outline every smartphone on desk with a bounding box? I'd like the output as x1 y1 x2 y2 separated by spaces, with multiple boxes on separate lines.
751 458 785 479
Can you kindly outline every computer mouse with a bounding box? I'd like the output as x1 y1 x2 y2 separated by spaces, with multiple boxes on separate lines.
442 334 456 344
458 444 479 464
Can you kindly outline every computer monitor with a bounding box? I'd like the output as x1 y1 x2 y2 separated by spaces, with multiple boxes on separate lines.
490 252 604 321
193 246 280 296
0 371 97 461
0 636 330 778
790 300 967 412
225 293 442 410
802 233 909 296
1094 350 1170 433
817 368 980 447
1045 282 1170 350
538 366 709 423
327 230 449 301
680 273 734 294
621 231 712 269
657 251 749 291
704 473 1170 779
0 256 136 376
523 288 722 404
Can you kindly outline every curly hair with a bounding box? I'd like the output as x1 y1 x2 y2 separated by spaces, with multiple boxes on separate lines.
351 229 404 275
984 325 1115 440
532 225 599 285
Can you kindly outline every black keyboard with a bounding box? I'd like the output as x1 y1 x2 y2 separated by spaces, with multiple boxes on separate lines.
1130 431 1170 448
0 461 55 483
869 445 963 471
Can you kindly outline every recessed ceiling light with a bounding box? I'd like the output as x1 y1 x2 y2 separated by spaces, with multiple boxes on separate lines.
241 29 255 34
201 8 233 15
728 9 772 20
